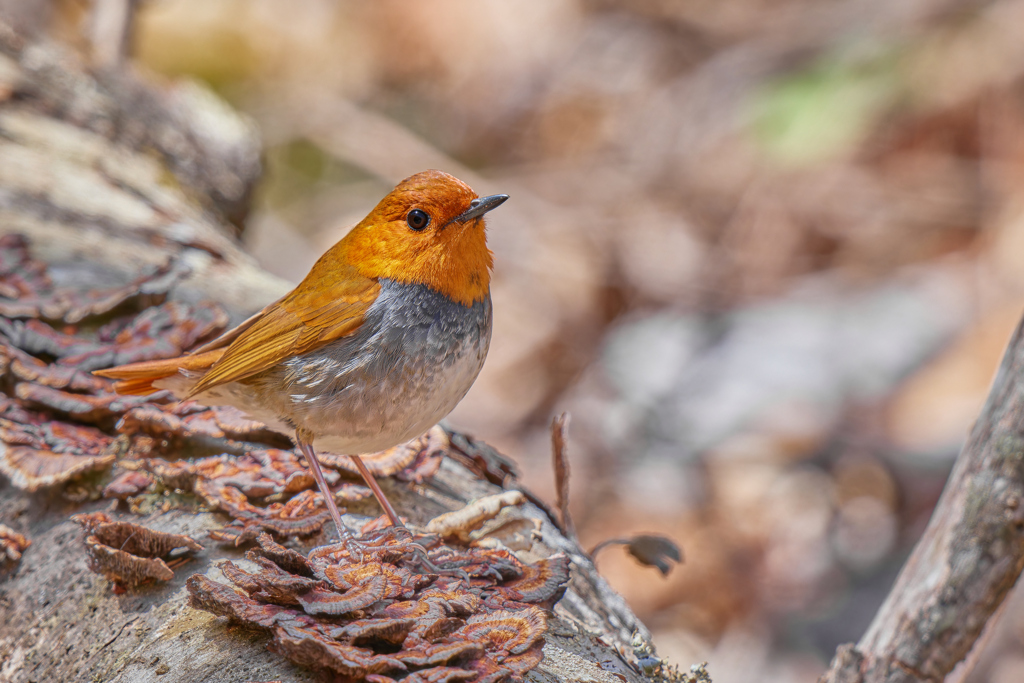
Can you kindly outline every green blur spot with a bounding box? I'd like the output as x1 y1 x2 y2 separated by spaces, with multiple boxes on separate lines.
750 47 902 165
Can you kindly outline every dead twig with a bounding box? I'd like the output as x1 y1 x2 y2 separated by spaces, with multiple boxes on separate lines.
551 412 575 540
88 0 138 67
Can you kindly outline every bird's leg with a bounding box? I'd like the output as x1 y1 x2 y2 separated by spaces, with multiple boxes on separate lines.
295 432 349 541
350 454 470 581
298 439 461 579
350 454 404 528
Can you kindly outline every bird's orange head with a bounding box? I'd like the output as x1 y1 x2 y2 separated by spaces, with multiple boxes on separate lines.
309 170 507 306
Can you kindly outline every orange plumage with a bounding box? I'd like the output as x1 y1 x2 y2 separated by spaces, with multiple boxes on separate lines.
339 172 494 306
95 170 508 539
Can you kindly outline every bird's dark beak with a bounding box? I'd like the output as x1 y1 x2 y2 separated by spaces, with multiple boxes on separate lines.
454 194 508 223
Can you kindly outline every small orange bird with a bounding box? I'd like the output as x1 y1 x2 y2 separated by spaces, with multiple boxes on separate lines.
96 170 507 540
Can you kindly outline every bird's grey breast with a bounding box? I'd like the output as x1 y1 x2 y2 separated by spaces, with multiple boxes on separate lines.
267 279 492 452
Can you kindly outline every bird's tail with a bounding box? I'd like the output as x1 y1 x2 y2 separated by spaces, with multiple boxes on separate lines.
93 348 226 396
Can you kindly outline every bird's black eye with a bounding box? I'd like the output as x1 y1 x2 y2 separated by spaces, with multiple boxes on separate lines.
407 209 430 231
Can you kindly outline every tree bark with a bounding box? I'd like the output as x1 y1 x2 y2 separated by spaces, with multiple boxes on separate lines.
0 25 652 683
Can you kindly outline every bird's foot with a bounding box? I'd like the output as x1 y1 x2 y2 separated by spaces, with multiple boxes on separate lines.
409 551 472 584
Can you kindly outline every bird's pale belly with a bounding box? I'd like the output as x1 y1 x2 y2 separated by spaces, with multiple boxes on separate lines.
198 280 492 455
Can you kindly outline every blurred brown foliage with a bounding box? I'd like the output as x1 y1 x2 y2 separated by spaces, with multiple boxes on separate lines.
27 0 1024 680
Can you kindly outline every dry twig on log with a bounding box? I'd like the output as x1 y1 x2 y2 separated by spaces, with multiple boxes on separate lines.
551 412 575 539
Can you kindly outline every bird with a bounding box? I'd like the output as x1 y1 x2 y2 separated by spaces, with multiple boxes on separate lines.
95 170 508 541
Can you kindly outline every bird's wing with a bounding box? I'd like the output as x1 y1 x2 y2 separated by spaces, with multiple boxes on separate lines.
188 293 286 355
186 264 381 396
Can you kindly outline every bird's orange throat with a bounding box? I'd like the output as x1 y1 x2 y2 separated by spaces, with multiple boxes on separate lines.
336 220 493 307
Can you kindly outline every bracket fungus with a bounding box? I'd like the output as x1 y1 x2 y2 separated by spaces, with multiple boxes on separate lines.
0 235 50 301
188 525 567 681
72 512 203 588
202 486 335 545
116 403 289 454
2 340 109 393
102 469 155 500
425 491 527 544
0 234 178 323
0 239 235 495
14 381 155 425
0 524 30 563
0 300 224 374
0 233 189 324
0 403 118 491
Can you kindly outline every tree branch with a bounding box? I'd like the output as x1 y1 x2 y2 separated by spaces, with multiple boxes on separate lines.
820 315 1024 682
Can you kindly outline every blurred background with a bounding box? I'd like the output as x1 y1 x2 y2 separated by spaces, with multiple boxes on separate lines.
17 0 1024 680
